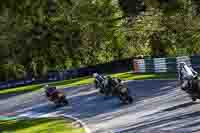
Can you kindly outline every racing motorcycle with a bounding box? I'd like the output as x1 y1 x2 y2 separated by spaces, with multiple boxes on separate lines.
111 79 133 104
180 76 200 102
46 90 69 107
97 77 133 104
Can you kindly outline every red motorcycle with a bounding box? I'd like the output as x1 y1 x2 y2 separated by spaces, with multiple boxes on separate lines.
45 87 69 107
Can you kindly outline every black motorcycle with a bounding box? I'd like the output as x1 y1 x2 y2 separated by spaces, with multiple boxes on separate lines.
97 78 133 104
112 80 133 104
180 77 200 102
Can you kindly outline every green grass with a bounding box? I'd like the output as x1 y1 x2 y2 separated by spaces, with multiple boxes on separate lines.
0 84 43 95
111 72 177 80
0 72 177 96
0 76 92 95
0 118 85 133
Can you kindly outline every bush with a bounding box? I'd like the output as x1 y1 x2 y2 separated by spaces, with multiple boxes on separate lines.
0 64 26 81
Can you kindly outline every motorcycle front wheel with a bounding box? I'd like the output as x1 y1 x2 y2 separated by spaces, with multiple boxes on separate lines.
60 95 69 105
119 92 133 104
63 98 69 105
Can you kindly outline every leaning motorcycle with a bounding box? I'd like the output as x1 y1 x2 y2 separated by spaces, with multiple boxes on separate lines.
112 80 133 104
47 91 69 107
180 76 200 102
96 78 133 104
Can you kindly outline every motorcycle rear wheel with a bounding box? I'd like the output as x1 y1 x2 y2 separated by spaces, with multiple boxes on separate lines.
119 93 131 104
63 99 69 105
192 97 197 102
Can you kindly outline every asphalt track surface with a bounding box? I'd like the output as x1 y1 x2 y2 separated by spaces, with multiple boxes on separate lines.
1 80 200 133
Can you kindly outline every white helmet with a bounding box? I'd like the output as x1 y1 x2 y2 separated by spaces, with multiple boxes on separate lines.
44 84 50 90
93 73 98 78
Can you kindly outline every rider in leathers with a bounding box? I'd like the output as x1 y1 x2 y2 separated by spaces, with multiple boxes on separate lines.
44 85 59 101
106 76 122 94
93 73 108 93
93 73 120 95
178 62 198 95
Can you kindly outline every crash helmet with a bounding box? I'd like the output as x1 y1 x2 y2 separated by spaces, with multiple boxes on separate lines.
93 73 99 78
44 84 56 92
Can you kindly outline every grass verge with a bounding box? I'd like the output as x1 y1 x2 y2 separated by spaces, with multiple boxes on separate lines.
0 117 85 133
0 72 177 96
111 72 177 80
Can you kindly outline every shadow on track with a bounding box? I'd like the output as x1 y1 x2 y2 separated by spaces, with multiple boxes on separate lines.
16 80 178 119
10 80 200 133
127 80 177 99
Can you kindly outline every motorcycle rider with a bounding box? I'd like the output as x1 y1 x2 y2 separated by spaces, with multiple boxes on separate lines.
93 73 105 87
93 73 109 94
44 84 59 101
44 84 68 106
93 73 122 95
178 62 198 93
106 76 122 93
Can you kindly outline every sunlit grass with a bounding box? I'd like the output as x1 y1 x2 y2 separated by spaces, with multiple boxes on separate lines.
0 118 85 133
0 84 42 95
111 72 177 80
